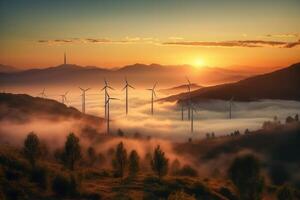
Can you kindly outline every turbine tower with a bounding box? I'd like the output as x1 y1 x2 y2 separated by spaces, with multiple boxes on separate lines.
147 82 157 115
60 91 69 104
105 93 119 134
229 97 234 119
64 52 67 65
186 77 192 120
38 88 47 98
79 87 90 113
101 79 114 119
190 103 197 133
122 77 134 115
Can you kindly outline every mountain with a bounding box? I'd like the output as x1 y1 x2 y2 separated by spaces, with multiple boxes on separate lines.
159 83 203 95
161 62 300 102
0 64 19 73
0 92 104 125
0 63 250 87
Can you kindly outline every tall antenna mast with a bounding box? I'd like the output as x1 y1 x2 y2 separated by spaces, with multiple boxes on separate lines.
64 52 67 65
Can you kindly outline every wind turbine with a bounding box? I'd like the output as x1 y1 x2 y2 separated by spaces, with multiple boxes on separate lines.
60 91 69 104
147 82 157 115
122 77 134 115
38 88 47 98
229 97 234 119
105 93 119 134
101 79 114 119
190 103 198 133
79 87 90 113
186 77 192 120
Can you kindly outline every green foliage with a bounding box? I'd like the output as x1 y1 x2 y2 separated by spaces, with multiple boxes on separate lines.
51 173 79 197
112 142 128 177
228 154 264 200
23 132 40 167
167 190 196 200
62 133 81 170
277 185 294 200
151 145 169 179
129 150 140 177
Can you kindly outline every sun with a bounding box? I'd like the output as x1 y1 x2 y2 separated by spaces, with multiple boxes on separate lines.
193 58 205 69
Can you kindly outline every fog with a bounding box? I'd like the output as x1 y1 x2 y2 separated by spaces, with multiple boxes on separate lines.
2 86 300 142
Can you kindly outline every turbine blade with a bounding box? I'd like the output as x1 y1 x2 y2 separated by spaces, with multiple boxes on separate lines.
128 84 135 89
122 85 127 91
186 76 191 85
153 90 157 97
107 86 114 90
153 82 157 89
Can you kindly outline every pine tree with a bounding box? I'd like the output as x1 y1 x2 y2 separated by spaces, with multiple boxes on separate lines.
112 142 128 177
151 145 169 179
23 132 40 167
129 150 140 177
63 133 81 170
228 154 264 200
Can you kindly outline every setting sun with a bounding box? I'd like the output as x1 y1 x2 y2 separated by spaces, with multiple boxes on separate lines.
193 58 205 68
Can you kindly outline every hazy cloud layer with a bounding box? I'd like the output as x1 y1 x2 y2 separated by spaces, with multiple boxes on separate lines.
162 40 300 48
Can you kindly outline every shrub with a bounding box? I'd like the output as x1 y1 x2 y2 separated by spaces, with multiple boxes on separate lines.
112 142 128 178
177 165 198 177
277 185 294 200
170 159 181 175
87 146 97 166
228 154 264 200
167 190 196 200
151 145 169 179
23 132 40 167
51 173 79 197
30 165 48 189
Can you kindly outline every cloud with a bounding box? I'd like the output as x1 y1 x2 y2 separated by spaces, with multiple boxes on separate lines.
168 36 184 40
38 37 159 45
162 39 300 48
263 33 299 38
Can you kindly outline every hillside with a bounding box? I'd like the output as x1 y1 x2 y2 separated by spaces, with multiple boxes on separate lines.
159 83 203 95
161 62 300 102
0 92 104 125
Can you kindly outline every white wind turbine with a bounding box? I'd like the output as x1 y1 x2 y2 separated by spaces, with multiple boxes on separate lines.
101 79 114 119
229 97 235 119
186 77 192 120
190 103 198 133
105 93 119 134
38 88 47 98
60 91 69 104
79 87 90 113
147 82 157 115
122 77 134 115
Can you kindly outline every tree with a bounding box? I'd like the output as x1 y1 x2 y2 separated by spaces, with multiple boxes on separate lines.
277 185 294 200
63 133 81 170
23 132 40 167
295 114 299 122
151 145 169 179
87 146 97 166
117 129 125 137
129 150 140 177
112 142 128 177
228 154 264 200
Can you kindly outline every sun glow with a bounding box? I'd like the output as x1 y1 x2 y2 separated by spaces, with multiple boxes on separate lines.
193 58 205 68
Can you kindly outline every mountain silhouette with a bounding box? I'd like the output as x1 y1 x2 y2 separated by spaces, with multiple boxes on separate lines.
0 63 249 87
161 62 300 102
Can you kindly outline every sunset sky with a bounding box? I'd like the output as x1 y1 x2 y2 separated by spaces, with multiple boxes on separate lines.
0 0 300 69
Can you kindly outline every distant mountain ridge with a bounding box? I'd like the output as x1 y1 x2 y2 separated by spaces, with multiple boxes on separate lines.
161 62 300 102
159 83 203 95
0 63 252 87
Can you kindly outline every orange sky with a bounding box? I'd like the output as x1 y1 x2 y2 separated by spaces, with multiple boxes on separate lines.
0 0 300 69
